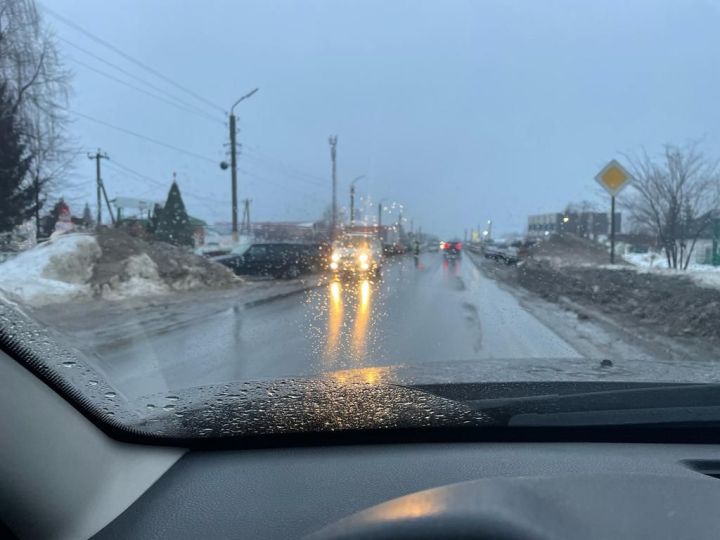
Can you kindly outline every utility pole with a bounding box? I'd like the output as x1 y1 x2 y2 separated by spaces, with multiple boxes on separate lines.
88 149 113 226
240 198 252 236
328 135 337 239
229 113 238 242
226 88 258 245
378 203 382 238
350 183 355 226
349 175 365 228
329 136 338 238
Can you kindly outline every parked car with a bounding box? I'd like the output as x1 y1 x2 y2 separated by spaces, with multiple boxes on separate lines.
194 242 232 258
213 242 324 278
483 242 520 265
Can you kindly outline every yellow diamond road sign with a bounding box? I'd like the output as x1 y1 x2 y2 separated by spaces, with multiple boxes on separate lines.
595 159 632 196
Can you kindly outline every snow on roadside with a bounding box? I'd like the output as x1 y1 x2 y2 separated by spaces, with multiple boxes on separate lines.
0 234 100 306
98 253 170 301
0 230 240 307
623 251 720 290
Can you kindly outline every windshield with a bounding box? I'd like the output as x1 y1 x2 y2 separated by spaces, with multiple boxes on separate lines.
3 0 720 439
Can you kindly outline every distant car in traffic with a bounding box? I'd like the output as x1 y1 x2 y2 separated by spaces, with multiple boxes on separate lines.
213 242 324 278
441 240 462 259
329 233 383 278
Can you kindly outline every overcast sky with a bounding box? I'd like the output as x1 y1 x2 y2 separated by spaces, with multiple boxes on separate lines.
44 0 720 237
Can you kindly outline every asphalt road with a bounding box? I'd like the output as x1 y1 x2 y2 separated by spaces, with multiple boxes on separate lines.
100 253 581 400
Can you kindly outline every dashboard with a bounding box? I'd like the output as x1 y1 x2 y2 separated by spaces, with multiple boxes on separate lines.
4 348 720 539
93 442 720 539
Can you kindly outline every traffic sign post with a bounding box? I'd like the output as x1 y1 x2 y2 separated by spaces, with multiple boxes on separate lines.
595 159 632 264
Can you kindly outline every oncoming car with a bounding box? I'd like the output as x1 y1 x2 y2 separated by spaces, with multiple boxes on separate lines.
329 233 383 278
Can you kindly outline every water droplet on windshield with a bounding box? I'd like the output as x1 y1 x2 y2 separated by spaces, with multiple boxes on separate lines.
146 404 156 410
163 404 175 411
88 380 98 386
61 361 76 368
166 395 180 401
104 391 116 399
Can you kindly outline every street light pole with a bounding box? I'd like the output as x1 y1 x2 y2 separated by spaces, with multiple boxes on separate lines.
377 197 390 241
228 88 258 244
350 175 365 227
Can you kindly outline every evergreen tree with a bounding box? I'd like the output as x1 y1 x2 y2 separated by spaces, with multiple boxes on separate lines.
155 181 194 247
82 202 94 227
0 83 35 233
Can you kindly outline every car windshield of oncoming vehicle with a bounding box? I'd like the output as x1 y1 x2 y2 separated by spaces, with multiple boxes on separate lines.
2 0 720 438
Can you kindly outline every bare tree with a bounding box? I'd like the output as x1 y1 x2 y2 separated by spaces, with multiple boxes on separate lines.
0 0 73 234
624 143 720 269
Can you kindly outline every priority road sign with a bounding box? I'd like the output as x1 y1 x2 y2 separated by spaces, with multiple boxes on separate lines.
595 159 632 196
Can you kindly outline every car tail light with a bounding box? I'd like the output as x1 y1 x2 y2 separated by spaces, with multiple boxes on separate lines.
440 242 447 250
455 242 462 250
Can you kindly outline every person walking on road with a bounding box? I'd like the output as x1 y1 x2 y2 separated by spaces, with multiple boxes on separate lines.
413 239 421 268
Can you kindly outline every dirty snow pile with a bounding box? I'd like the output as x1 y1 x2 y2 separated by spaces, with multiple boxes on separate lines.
0 234 100 306
500 258 720 342
0 230 239 306
528 234 619 267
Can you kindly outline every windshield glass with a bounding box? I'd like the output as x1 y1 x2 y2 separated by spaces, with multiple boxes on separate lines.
3 0 720 438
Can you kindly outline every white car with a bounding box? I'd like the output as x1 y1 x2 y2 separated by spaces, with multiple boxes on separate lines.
329 233 383 277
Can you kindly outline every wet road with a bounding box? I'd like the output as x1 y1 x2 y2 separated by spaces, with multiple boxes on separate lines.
101 254 580 400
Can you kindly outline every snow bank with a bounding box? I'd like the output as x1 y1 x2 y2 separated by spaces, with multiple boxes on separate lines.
0 229 240 307
0 234 100 306
623 251 720 290
98 253 170 301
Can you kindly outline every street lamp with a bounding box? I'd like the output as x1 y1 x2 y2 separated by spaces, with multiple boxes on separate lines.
350 175 365 227
223 87 259 244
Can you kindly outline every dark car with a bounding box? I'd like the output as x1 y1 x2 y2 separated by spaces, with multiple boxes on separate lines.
441 240 462 259
213 242 324 279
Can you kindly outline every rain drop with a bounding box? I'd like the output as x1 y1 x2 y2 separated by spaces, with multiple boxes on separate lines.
163 404 175 411
104 391 116 399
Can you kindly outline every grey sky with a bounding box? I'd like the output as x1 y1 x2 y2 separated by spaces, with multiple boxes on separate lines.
45 0 720 237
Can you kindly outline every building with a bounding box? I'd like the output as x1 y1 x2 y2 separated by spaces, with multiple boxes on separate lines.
527 212 621 239
252 221 318 242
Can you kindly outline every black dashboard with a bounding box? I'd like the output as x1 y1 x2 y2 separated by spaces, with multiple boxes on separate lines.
94 442 720 539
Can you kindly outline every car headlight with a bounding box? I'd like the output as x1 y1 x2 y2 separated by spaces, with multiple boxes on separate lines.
331 252 341 262
358 253 369 263
330 262 338 270
360 262 369 270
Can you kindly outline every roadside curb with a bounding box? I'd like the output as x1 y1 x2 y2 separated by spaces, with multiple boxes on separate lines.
243 282 323 308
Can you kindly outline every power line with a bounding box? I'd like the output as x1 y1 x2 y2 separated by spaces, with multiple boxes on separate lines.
68 109 218 164
70 110 324 198
43 5 225 114
241 151 327 188
105 159 226 205
242 145 328 185
59 37 225 124
68 56 224 125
